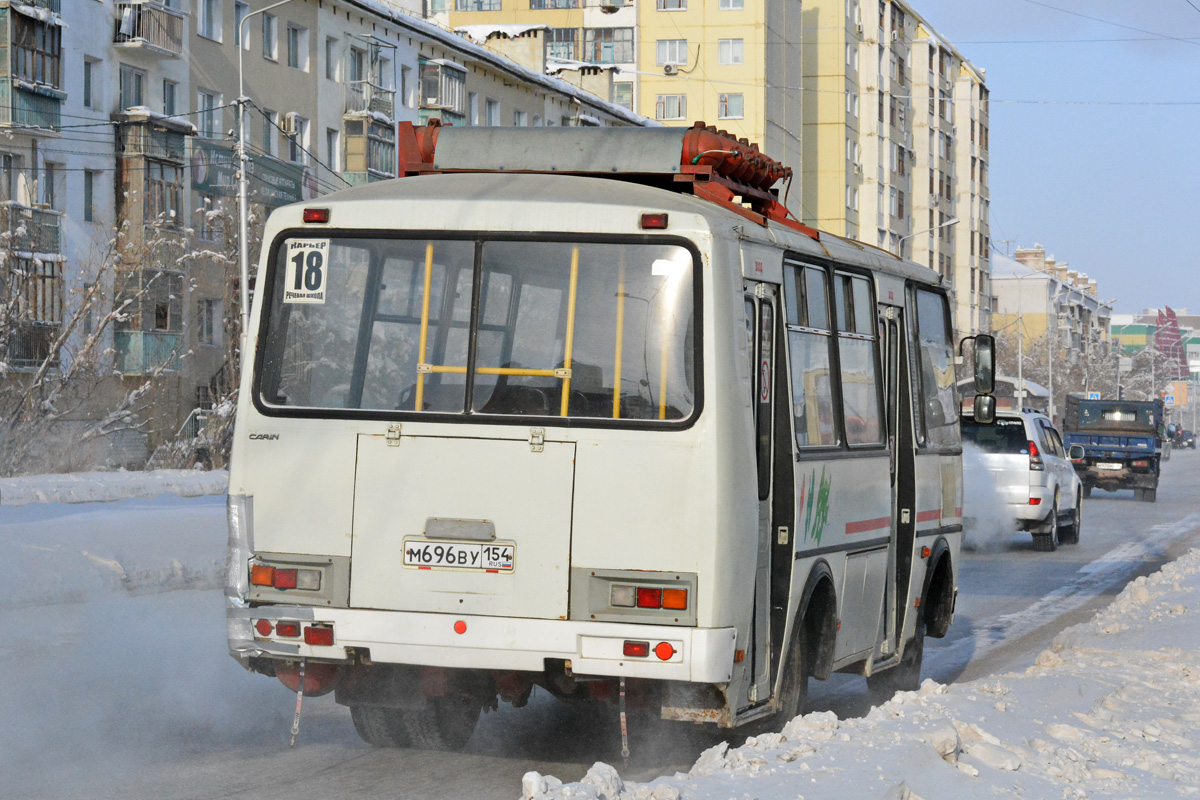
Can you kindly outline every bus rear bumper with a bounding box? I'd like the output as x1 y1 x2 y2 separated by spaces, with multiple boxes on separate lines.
228 602 737 684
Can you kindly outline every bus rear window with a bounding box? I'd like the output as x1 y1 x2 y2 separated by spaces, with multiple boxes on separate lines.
256 236 697 423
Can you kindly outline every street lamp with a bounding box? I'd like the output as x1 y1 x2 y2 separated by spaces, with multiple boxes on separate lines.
237 0 297 355
898 217 959 257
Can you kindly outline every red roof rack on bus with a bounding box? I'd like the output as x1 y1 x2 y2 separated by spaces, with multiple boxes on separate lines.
396 120 819 241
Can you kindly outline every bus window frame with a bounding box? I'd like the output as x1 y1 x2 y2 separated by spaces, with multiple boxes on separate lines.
906 282 962 454
781 257 887 458
251 228 706 433
832 269 887 451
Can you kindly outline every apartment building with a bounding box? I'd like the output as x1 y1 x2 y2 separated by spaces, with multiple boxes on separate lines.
802 0 991 337
438 0 638 111
636 0 803 176
6 0 649 463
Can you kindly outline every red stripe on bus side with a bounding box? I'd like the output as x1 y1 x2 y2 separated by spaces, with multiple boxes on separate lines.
845 516 891 534
916 509 941 523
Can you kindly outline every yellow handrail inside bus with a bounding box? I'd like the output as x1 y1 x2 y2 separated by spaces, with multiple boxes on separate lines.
659 318 670 420
414 242 434 410
612 259 625 419
560 246 580 417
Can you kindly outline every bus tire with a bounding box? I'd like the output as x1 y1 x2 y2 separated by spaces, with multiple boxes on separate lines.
772 625 810 725
866 614 926 705
350 705 411 748
395 695 483 751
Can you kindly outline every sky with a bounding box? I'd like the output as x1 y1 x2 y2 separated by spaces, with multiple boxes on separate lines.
905 0 1200 317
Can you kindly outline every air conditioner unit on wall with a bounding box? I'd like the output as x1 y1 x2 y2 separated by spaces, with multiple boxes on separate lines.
854 162 863 175
663 63 679 75
282 111 300 137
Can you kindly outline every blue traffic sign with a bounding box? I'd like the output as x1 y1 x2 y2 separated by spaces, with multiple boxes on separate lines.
1165 395 1176 406
1087 392 1101 400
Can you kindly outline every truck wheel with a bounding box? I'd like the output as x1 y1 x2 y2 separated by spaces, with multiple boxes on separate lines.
1033 500 1059 552
867 614 926 705
1060 492 1081 545
1143 488 1157 503
350 705 412 748
395 695 483 751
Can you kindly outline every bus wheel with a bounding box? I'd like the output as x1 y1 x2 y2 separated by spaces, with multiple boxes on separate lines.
395 695 483 751
350 705 411 748
772 626 810 726
866 615 926 706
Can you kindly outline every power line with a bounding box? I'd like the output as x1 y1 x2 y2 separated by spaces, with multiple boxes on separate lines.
1014 0 1200 47
1184 0 1200 16
247 99 353 188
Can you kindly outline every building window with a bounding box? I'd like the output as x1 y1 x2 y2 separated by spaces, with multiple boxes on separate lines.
719 0 744 8
287 24 308 71
288 115 309 164
326 128 340 173
718 92 743 119
198 0 222 42
485 99 500 126
455 0 503 9
613 82 633 110
400 65 412 107
83 171 96 223
657 0 686 9
545 28 579 61
583 28 634 63
468 93 479 125
513 110 528 126
717 39 743 65
262 13 278 60
145 160 183 226
419 60 468 116
234 1 249 48
163 79 178 116
531 0 579 7
119 64 145 109
83 58 96 109
11 14 61 89
656 39 688 66
655 94 686 120
325 36 339 80
197 90 221 138
198 299 217 345
261 108 277 156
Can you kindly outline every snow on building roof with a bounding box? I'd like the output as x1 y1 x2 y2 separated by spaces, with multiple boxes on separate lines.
454 23 550 45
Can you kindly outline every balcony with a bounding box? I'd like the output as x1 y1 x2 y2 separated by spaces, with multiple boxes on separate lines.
8 323 60 370
0 202 62 255
0 81 63 130
114 2 185 58
114 330 182 374
345 81 395 121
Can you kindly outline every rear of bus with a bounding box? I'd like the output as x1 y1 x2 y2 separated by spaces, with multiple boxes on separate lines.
224 173 750 745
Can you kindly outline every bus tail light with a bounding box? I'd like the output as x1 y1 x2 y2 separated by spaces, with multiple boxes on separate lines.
303 207 330 223
276 622 301 638
274 569 298 589
654 642 675 661
662 588 688 610
1028 441 1045 471
636 587 662 609
623 641 650 657
640 213 668 229
250 565 275 586
610 585 636 608
304 625 334 646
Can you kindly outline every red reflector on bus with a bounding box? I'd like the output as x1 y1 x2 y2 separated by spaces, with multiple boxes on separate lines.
304 626 334 646
303 207 330 223
454 620 467 635
640 213 668 229
254 619 273 636
623 641 650 657
276 622 301 638
662 588 688 610
250 565 274 586
654 642 675 661
274 569 298 589
921 547 931 559
636 587 662 608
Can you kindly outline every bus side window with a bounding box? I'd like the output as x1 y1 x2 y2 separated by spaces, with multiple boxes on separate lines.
785 264 839 448
912 288 960 447
834 274 884 445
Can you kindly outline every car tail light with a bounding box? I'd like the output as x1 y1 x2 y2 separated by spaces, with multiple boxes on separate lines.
250 565 275 586
662 588 688 610
1028 441 1045 471
276 622 301 638
610 585 636 608
1132 459 1149 468
304 625 334 646
623 641 650 657
636 587 663 609
1029 497 1042 505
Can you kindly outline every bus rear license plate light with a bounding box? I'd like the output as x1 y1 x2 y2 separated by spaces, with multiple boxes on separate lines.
276 622 301 638
623 641 650 657
274 569 298 589
304 626 334 646
610 585 636 608
662 588 687 610
636 587 662 609
250 565 275 586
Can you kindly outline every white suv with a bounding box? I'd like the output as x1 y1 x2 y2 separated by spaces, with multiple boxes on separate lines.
962 409 1083 552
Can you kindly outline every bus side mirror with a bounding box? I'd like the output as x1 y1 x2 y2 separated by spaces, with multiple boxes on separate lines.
972 334 995 395
972 394 996 425
1068 444 1085 460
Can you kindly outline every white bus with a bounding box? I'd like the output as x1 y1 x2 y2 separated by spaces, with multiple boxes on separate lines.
225 122 995 750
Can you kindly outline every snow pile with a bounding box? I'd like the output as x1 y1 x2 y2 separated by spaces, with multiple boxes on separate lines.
0 468 228 506
523 547 1200 800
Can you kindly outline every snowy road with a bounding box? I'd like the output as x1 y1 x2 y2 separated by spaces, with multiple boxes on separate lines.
2 453 1199 799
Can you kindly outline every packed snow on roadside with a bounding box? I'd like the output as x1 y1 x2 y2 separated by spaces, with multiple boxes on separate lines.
524 548 1200 800
0 468 227 507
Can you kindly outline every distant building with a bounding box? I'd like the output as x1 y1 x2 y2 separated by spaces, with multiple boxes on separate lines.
1111 308 1200 380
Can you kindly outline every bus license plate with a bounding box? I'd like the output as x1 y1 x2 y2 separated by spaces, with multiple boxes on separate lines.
402 539 515 572
1096 462 1123 470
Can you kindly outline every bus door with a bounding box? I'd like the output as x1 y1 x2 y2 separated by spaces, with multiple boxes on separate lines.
879 303 916 658
743 283 794 703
